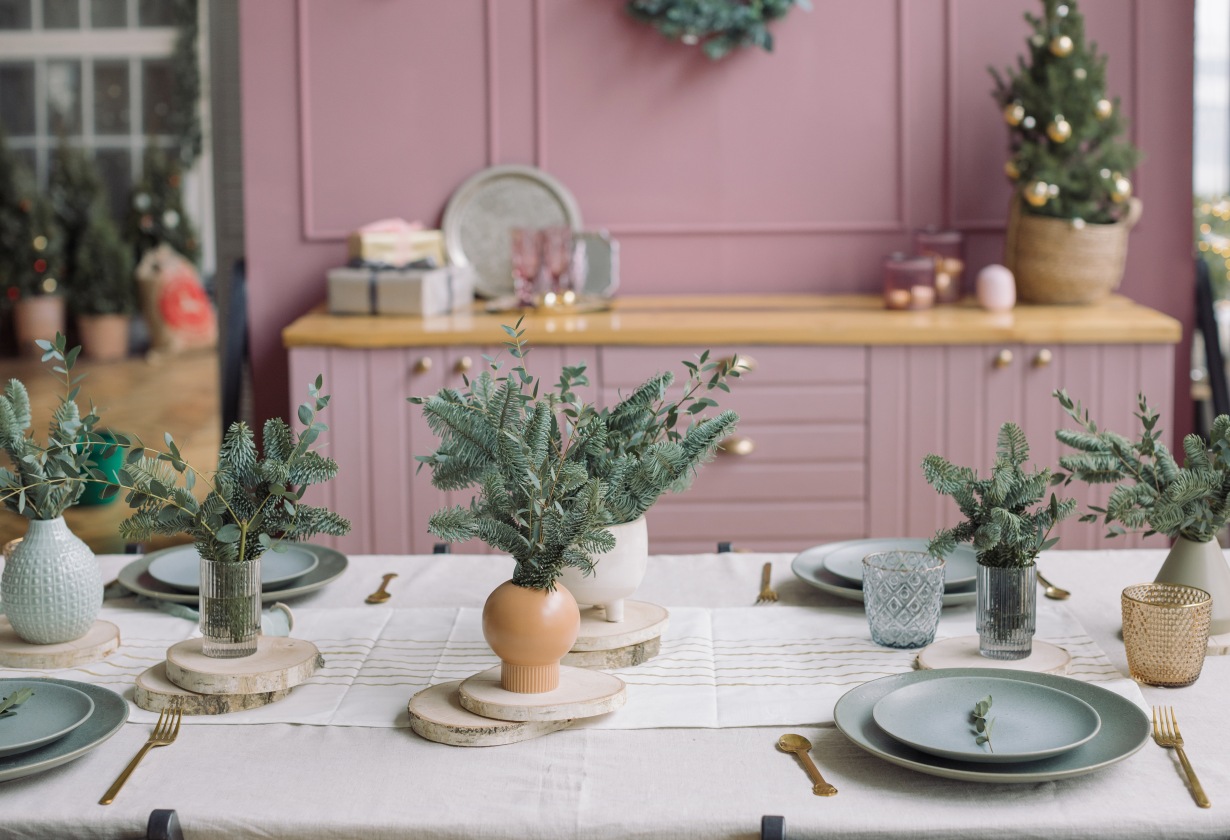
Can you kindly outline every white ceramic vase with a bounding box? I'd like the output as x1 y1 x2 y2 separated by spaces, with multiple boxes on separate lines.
0 517 102 644
557 516 648 623
1154 536 1230 636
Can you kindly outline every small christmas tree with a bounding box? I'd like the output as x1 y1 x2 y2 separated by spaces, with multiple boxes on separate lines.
48 141 135 316
125 146 200 265
991 0 1141 224
0 129 61 305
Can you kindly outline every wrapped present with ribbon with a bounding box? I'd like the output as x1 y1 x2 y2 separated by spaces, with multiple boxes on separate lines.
327 259 476 316
347 218 447 267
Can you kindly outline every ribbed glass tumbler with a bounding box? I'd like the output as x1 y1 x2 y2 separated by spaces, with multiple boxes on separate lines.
200 557 261 658
863 551 946 648
1122 583 1212 687
976 564 1037 660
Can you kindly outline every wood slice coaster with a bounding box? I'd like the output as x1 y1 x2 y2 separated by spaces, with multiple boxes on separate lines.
0 618 120 669
916 635 1071 675
165 636 322 695
563 636 661 669
408 681 573 747
571 601 669 652
135 662 292 715
458 665 626 722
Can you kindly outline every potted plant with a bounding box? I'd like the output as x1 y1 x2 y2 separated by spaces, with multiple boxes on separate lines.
550 352 739 621
415 324 617 692
116 376 351 658
923 422 1076 659
415 324 740 624
991 0 1142 304
1054 389 1230 635
69 209 136 361
0 131 64 356
0 334 105 644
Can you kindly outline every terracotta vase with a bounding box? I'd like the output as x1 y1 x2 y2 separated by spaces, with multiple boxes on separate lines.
12 295 66 358
482 580 580 693
76 314 131 361
1155 536 1230 635
557 516 648 623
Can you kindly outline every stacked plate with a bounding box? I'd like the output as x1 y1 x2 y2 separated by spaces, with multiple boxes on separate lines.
791 538 979 606
116 544 348 605
0 679 128 782
834 668 1150 782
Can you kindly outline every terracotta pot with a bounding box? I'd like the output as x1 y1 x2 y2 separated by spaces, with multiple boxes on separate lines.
482 580 580 693
557 516 648 622
12 296 66 358
1155 536 1230 635
76 314 131 361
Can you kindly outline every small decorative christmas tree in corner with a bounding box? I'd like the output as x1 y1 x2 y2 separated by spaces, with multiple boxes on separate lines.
125 146 200 265
991 0 1141 223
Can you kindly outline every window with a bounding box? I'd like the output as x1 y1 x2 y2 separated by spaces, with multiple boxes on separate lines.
0 0 213 273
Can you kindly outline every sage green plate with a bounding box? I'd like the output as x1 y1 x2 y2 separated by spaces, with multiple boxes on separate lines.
820 538 979 589
117 544 348 605
0 680 127 783
0 680 95 758
792 542 977 607
835 668 1148 783
872 675 1101 763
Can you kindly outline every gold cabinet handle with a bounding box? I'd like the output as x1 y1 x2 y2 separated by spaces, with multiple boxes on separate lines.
1032 348 1054 368
722 355 757 375
993 349 1014 369
718 436 756 456
412 356 433 374
453 356 473 375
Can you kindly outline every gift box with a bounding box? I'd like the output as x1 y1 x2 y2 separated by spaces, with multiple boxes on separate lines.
327 264 476 316
347 218 446 267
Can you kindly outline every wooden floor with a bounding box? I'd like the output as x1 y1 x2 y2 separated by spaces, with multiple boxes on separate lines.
0 350 220 554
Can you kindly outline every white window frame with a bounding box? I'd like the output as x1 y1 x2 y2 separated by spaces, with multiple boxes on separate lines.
0 0 216 276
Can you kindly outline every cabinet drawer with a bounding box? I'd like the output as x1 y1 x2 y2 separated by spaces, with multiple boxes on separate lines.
600 346 867 387
644 500 865 549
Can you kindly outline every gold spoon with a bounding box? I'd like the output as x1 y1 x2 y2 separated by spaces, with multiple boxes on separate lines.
777 734 837 796
365 573 398 604
1036 571 1071 600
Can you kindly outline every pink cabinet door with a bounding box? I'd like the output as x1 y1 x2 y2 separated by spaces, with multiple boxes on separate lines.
601 345 869 553
867 343 1173 551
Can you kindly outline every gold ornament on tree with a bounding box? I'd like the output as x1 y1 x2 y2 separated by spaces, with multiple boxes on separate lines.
1047 116 1072 143
1095 98 1113 119
1110 173 1132 203
1024 180 1052 207
1050 34 1074 57
1004 101 1025 126
1004 159 1021 180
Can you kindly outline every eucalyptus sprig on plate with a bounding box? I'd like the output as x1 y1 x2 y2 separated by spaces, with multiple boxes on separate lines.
0 687 34 719
972 695 995 753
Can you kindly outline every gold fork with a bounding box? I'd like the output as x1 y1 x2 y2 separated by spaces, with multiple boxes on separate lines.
1152 706 1210 808
756 562 779 604
99 699 183 805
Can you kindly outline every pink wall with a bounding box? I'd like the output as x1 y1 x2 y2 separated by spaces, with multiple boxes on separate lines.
241 0 1194 434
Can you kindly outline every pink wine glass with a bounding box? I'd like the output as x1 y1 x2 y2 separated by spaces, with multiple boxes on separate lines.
542 226 573 299
510 227 541 307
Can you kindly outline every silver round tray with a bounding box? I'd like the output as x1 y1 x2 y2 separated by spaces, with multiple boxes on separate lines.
442 164 582 298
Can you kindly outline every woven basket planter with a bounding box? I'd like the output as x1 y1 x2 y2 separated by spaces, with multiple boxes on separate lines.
1003 196 1143 305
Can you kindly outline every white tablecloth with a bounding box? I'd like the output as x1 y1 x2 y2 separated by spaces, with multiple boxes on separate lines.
1 550 1228 839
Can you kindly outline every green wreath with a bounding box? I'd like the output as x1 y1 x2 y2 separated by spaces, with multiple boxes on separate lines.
626 0 811 61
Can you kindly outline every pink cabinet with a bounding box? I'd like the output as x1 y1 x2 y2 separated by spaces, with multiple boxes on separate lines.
867 343 1174 550
289 336 1173 555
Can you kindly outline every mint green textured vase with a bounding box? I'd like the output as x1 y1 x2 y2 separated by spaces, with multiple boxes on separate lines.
0 517 102 644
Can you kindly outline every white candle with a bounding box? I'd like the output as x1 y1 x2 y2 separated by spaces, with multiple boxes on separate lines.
886 289 912 309
910 286 936 308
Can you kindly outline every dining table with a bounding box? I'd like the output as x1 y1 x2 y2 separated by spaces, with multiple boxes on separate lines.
1 547 1228 840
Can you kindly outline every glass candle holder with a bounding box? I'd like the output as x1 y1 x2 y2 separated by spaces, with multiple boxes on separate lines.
913 227 965 304
862 550 945 648
883 254 936 311
1121 582 1212 687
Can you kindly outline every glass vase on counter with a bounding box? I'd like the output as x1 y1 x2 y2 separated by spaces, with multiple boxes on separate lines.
913 227 965 304
883 254 936 311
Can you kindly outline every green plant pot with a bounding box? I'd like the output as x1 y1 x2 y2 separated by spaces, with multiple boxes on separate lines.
77 430 122 506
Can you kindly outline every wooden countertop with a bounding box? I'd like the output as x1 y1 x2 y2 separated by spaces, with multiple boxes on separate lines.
282 294 1182 349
